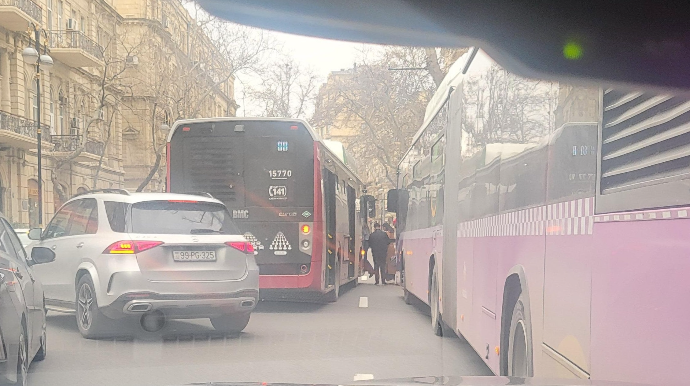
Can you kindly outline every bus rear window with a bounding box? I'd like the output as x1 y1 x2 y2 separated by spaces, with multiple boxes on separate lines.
168 120 315 209
130 201 240 235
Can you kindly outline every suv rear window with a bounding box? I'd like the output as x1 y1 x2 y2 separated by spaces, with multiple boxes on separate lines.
130 200 240 235
104 201 127 233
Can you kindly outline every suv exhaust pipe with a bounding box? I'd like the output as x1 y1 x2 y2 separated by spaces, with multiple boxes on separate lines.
140 310 166 332
127 303 152 312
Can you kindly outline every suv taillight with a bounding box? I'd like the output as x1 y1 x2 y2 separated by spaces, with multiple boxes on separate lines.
104 240 163 254
226 241 254 254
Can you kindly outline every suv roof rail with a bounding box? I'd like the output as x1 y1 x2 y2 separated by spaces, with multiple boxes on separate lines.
182 191 214 198
76 188 131 197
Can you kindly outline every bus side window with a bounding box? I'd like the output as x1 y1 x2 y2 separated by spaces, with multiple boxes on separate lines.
546 122 598 203
431 134 446 181
474 156 500 218
499 145 548 212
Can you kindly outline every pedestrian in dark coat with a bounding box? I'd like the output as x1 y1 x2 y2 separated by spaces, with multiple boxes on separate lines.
368 222 393 285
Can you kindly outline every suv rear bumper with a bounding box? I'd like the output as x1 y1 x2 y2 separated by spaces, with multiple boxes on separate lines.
100 289 259 319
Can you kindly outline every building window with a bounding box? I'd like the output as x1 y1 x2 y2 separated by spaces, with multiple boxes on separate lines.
47 0 53 31
49 88 55 135
58 91 65 134
25 77 37 120
57 1 63 30
77 100 86 135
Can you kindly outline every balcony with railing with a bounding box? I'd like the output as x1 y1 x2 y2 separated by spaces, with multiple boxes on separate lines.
48 30 104 67
0 110 51 150
50 134 104 162
0 0 42 32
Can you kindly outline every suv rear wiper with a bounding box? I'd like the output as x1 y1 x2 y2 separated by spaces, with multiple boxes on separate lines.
190 229 223 234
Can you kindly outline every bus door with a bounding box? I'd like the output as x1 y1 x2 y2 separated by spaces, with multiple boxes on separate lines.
347 185 357 279
324 169 337 288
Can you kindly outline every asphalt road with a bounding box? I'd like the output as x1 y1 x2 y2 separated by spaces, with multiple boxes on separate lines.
27 278 491 386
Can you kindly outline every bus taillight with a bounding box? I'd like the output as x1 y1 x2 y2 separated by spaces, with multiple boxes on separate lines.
299 222 313 253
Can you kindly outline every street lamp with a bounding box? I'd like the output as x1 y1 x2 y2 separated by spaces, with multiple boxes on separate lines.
22 24 53 228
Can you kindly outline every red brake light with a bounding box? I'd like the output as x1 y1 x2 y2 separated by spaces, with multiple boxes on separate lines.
104 240 163 254
182 127 191 131
226 241 253 254
167 199 198 203
290 125 299 130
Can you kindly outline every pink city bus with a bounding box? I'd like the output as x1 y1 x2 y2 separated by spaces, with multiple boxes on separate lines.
389 48 689 386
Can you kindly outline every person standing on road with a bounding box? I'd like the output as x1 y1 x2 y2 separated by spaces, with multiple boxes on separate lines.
368 222 393 285
361 222 374 277
383 222 397 283
362 222 371 254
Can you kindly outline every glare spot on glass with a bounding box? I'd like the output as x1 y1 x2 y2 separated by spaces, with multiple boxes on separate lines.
563 41 583 60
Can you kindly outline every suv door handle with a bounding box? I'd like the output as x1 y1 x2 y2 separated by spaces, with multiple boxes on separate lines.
76 242 84 248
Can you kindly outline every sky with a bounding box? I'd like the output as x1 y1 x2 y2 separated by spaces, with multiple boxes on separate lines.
182 1 382 117
235 31 381 117
276 32 370 75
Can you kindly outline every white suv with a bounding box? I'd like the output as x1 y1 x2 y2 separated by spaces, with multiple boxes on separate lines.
29 189 259 338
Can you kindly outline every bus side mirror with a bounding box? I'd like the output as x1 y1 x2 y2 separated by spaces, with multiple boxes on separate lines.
360 195 376 219
386 189 399 213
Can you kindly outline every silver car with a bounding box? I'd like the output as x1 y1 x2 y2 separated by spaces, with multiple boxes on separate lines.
29 190 259 338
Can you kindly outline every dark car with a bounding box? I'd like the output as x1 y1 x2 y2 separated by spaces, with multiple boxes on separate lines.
0 216 55 386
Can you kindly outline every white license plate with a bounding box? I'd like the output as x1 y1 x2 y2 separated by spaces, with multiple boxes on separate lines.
173 251 216 261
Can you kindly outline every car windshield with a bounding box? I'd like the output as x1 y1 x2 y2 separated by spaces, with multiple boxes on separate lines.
4 3 684 386
130 201 240 235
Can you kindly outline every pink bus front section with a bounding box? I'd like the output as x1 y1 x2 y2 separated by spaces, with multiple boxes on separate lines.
450 197 690 386
590 207 690 386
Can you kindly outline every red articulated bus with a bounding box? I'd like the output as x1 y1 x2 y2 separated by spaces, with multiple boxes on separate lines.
166 118 365 302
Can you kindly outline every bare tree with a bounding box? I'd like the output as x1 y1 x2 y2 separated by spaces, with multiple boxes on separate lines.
246 57 319 119
92 107 117 189
49 32 141 202
462 63 556 149
312 46 465 188
134 9 280 191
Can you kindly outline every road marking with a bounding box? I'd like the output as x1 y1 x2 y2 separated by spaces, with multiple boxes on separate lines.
354 374 374 381
359 296 368 308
